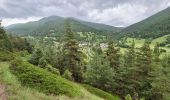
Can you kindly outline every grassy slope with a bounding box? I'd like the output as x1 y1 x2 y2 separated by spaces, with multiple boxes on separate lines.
82 84 120 100
0 62 119 100
123 35 170 57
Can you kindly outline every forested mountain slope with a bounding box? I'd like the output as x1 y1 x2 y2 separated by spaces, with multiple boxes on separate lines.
122 7 170 38
6 16 122 35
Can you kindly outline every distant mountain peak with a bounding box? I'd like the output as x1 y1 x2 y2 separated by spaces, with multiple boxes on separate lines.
6 16 123 35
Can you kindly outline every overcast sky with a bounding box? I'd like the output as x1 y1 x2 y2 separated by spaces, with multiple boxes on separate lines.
0 0 170 27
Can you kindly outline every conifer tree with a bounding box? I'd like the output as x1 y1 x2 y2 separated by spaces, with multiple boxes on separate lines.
133 41 153 99
153 43 161 62
152 55 170 100
115 41 137 96
124 40 136 68
62 20 84 82
0 20 13 51
106 40 120 70
85 46 114 91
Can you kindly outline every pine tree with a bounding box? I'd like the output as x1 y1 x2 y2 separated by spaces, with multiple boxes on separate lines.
115 41 136 96
0 20 13 51
151 55 170 100
153 42 161 62
124 40 136 68
85 47 114 91
62 20 84 82
133 41 153 99
106 40 120 70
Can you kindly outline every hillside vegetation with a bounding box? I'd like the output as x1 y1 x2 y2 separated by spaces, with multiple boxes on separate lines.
0 60 119 100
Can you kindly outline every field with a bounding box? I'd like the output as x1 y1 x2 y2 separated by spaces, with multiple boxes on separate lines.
124 35 170 56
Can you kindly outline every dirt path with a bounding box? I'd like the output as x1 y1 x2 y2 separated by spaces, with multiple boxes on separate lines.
0 83 8 100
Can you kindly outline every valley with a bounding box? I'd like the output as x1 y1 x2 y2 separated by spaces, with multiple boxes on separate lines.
0 3 170 100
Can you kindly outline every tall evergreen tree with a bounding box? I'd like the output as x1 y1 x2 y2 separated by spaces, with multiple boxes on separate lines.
62 20 84 82
153 43 161 62
106 40 120 70
85 46 114 91
152 55 170 100
124 40 136 68
0 20 13 51
133 41 153 99
115 41 137 96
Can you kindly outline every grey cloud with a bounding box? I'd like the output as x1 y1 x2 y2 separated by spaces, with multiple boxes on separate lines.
0 0 170 26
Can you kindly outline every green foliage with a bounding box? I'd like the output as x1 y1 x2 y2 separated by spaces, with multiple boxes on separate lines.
124 40 136 68
132 41 153 99
85 49 114 91
106 41 121 70
153 43 161 62
0 49 14 61
38 57 47 68
82 84 120 100
151 55 170 100
45 64 60 75
62 69 73 81
19 50 30 57
0 22 13 52
62 21 84 82
125 94 132 100
9 59 83 97
112 41 137 96
29 48 43 65
10 36 33 53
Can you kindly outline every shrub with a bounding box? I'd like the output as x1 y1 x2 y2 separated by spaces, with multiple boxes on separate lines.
160 49 166 53
19 50 29 57
9 59 83 97
29 48 43 65
82 84 120 100
38 57 47 68
125 94 132 100
62 70 73 81
0 49 14 61
46 64 60 75
159 42 166 47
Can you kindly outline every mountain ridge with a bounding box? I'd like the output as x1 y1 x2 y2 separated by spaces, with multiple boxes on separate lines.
6 16 123 35
122 7 170 38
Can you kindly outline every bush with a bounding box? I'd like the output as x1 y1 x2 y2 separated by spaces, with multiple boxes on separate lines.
9 59 83 97
125 94 132 100
38 57 47 68
19 50 29 57
82 84 120 100
0 49 14 61
160 49 166 53
62 70 73 81
46 64 60 75
29 48 43 65
159 42 166 47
